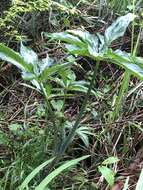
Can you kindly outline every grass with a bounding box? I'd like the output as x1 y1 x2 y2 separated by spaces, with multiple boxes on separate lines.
0 0 143 189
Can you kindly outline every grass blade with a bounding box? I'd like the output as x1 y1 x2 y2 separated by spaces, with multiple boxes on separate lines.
20 157 55 190
35 155 90 190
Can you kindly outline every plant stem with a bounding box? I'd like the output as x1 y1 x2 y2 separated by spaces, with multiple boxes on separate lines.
131 0 136 54
113 0 136 121
47 61 99 173
57 60 100 155
113 71 130 120
54 89 67 154
39 83 59 148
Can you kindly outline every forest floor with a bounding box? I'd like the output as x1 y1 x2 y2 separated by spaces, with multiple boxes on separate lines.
0 1 143 190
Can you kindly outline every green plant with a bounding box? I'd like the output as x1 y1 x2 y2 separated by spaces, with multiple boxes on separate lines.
64 121 94 147
98 156 119 187
0 120 53 190
1 13 143 190
19 155 89 190
0 42 94 157
45 13 143 122
0 40 94 189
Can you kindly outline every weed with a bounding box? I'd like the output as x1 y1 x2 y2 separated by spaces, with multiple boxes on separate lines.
45 13 143 123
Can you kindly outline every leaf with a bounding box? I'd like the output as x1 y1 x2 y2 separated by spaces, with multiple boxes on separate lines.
22 72 36 81
35 155 90 190
40 55 54 72
78 133 90 147
68 81 97 96
45 14 135 59
20 157 55 190
67 30 105 54
51 100 64 111
45 30 101 57
102 157 119 165
20 83 39 91
67 30 96 46
21 44 55 78
20 42 38 65
98 166 115 187
135 169 143 190
63 30 105 58
76 126 93 147
64 122 93 147
0 43 32 72
45 32 85 48
106 49 143 79
40 62 73 81
31 79 41 90
66 69 76 82
65 44 88 56
105 13 136 45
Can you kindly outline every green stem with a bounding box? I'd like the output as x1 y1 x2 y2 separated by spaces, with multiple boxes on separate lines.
39 83 59 148
54 89 67 154
131 0 136 54
47 60 99 173
57 60 99 155
47 61 99 173
60 88 67 139
113 0 136 121
113 71 130 120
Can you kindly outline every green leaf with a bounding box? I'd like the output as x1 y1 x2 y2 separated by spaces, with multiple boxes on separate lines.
65 44 88 56
45 29 108 58
40 55 54 72
67 30 97 46
64 30 105 58
76 126 93 147
106 49 143 79
40 62 73 81
68 84 95 95
102 157 119 165
0 43 32 72
45 32 85 48
78 133 90 147
51 100 64 111
20 43 55 78
20 43 38 65
31 79 41 90
135 169 143 190
105 13 135 45
22 72 36 81
35 155 90 190
46 30 89 56
64 122 93 147
20 157 55 190
67 30 105 55
98 166 115 187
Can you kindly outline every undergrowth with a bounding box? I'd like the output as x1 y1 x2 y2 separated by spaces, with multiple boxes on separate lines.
0 0 143 190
